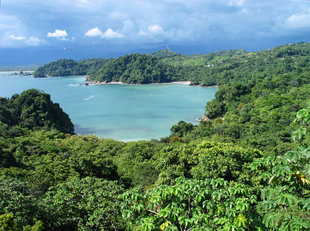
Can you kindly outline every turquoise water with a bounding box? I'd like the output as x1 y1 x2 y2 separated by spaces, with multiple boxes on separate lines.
0 73 217 141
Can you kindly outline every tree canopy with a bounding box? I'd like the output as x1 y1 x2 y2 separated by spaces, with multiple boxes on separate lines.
87 54 178 84
0 89 74 135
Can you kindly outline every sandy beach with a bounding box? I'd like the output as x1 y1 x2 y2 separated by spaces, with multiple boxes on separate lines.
86 80 218 87
87 80 192 86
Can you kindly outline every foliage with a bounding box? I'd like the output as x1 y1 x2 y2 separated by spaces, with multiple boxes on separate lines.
0 214 16 231
33 59 88 77
88 54 179 84
0 89 74 134
22 220 44 231
170 121 194 138
251 102 310 230
0 179 40 230
121 177 261 231
44 177 124 230
176 43 310 155
115 141 160 188
33 58 110 78
6 131 122 194
156 140 262 187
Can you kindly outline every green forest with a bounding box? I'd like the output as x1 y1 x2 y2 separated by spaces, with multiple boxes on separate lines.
1 43 310 230
33 58 111 78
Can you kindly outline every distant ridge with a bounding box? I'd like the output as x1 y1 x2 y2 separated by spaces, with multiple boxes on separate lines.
151 49 180 58
32 42 310 86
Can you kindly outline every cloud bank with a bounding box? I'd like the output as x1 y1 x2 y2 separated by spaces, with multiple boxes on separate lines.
1 0 310 52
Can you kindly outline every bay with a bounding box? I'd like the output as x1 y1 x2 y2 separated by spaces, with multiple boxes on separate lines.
0 73 217 141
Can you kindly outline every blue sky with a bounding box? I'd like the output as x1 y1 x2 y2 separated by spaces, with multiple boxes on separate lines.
1 0 310 65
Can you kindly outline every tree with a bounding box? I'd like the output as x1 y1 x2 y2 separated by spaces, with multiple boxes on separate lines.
156 140 261 185
121 177 260 230
12 89 74 133
251 102 310 230
44 177 125 230
0 179 40 230
170 121 194 138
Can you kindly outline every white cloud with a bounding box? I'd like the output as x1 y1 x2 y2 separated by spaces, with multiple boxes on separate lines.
148 24 164 34
47 29 69 39
228 0 245 7
9 34 26 40
286 13 310 29
3 34 44 47
85 27 104 37
139 24 167 38
85 27 124 39
102 28 124 38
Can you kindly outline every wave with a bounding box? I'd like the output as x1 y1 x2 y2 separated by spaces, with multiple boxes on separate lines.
68 84 80 87
83 95 95 101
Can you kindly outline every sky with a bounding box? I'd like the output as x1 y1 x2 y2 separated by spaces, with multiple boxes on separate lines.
1 0 310 65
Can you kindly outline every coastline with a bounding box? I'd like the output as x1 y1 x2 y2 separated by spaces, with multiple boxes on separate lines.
86 80 192 86
22 74 218 88
33 75 86 78
86 80 218 87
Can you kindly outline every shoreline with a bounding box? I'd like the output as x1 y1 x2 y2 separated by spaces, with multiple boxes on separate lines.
9 73 218 88
87 80 192 86
87 80 218 88
34 75 86 78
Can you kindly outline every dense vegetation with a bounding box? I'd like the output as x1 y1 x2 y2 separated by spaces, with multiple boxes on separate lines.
33 58 110 78
0 89 74 135
169 43 310 156
1 43 310 230
86 49 248 84
87 54 178 84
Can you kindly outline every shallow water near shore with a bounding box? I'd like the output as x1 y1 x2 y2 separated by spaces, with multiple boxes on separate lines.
0 75 217 141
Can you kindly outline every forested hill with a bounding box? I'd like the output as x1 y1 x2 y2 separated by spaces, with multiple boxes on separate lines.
87 54 179 84
170 42 310 155
0 89 74 134
33 58 110 77
33 43 310 86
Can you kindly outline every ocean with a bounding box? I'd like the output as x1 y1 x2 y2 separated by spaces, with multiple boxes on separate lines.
0 73 217 141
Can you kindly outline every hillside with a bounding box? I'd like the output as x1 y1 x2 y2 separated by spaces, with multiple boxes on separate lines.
34 44 310 86
169 42 310 155
87 53 179 84
33 58 110 77
0 89 74 134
